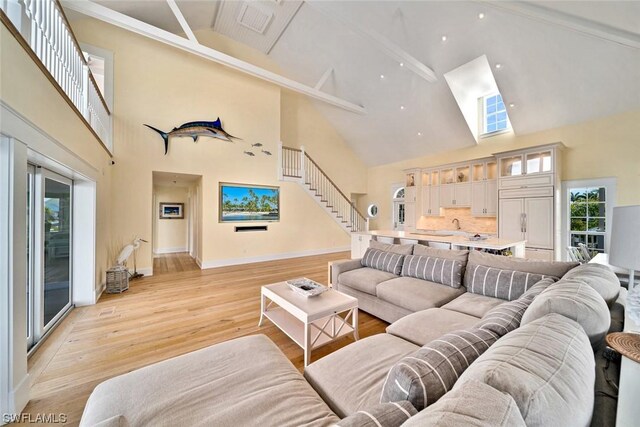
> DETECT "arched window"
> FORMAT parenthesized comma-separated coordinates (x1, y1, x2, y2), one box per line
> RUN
(393, 187, 405, 200)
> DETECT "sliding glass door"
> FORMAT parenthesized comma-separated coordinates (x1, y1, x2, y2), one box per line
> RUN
(27, 166, 73, 350)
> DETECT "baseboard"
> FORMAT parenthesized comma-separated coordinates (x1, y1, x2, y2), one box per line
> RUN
(200, 246, 350, 269)
(136, 267, 153, 277)
(8, 373, 29, 417)
(195, 257, 202, 268)
(94, 282, 106, 303)
(154, 247, 187, 255)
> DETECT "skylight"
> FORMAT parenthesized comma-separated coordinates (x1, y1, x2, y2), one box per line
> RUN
(482, 93, 510, 134)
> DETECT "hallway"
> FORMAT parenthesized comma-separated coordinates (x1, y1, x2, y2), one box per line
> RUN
(153, 252, 200, 275)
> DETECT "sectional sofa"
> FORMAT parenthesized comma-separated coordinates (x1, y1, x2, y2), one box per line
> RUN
(80, 243, 624, 427)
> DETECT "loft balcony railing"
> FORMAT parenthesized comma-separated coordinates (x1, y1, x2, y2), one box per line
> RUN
(1, 0, 112, 152)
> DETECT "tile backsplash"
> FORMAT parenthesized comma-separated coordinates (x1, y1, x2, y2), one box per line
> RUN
(416, 208, 497, 234)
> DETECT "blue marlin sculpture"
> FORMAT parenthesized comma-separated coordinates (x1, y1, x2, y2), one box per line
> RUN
(144, 118, 240, 155)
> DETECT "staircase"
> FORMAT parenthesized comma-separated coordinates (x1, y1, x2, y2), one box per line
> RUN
(278, 144, 368, 234)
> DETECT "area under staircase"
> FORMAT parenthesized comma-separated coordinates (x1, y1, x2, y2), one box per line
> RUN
(278, 144, 368, 234)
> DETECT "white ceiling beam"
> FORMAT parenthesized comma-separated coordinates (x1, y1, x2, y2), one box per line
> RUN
(307, 2, 438, 83)
(480, 1, 640, 50)
(166, 0, 197, 43)
(62, 0, 366, 114)
(314, 67, 334, 90)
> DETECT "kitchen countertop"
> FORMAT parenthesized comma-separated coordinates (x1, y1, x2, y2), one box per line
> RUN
(355, 229, 526, 251)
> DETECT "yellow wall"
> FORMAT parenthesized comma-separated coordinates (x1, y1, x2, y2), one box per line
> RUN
(366, 110, 640, 230)
(154, 186, 189, 252)
(0, 24, 113, 291)
(71, 18, 362, 270)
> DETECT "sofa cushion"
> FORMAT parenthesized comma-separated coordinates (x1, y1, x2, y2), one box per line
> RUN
(339, 267, 398, 295)
(386, 308, 480, 346)
(441, 293, 505, 318)
(401, 380, 526, 427)
(304, 334, 419, 418)
(331, 259, 365, 286)
(336, 401, 417, 427)
(464, 263, 556, 301)
(381, 328, 499, 411)
(362, 248, 405, 275)
(561, 263, 620, 307)
(522, 279, 611, 349)
(80, 335, 339, 427)
(458, 314, 595, 427)
(370, 240, 415, 255)
(412, 245, 469, 265)
(401, 254, 464, 288)
(376, 277, 466, 312)
(475, 277, 556, 336)
(338, 284, 412, 323)
(466, 251, 578, 277)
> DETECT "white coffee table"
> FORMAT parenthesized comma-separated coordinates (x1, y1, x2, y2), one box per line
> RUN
(258, 282, 359, 366)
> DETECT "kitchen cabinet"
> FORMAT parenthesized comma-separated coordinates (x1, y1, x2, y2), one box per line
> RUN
(351, 233, 372, 258)
(499, 196, 554, 250)
(440, 183, 471, 207)
(422, 186, 440, 216)
(472, 181, 497, 216)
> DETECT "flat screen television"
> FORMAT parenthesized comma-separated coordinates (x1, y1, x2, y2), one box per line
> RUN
(219, 182, 280, 223)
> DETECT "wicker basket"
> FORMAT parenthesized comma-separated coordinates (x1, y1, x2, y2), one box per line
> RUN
(106, 266, 129, 293)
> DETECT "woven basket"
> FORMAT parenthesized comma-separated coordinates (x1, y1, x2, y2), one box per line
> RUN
(106, 266, 129, 293)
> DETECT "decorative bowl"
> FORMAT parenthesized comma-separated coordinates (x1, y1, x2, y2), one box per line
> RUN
(468, 235, 488, 241)
(286, 278, 328, 298)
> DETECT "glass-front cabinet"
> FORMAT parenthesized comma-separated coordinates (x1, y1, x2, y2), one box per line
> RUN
(472, 160, 497, 181)
(455, 165, 470, 183)
(525, 150, 552, 174)
(440, 168, 454, 185)
(500, 155, 524, 177)
(500, 149, 554, 177)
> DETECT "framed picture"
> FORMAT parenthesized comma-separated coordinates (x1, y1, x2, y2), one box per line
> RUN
(219, 182, 280, 223)
(159, 203, 184, 219)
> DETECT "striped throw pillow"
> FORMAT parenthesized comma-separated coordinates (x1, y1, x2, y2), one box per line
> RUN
(464, 264, 558, 301)
(476, 277, 556, 336)
(336, 401, 417, 427)
(380, 328, 499, 411)
(361, 248, 405, 275)
(401, 255, 464, 288)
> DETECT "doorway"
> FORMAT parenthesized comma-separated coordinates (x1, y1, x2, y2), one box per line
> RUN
(27, 166, 73, 350)
(151, 171, 202, 274)
(392, 185, 406, 231)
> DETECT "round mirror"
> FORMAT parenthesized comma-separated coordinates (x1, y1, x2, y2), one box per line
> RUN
(367, 204, 379, 218)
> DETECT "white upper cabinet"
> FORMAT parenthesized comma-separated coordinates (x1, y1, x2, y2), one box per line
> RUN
(471, 159, 497, 216)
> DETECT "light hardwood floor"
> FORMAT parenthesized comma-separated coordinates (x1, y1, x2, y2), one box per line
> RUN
(22, 252, 387, 425)
(153, 252, 200, 275)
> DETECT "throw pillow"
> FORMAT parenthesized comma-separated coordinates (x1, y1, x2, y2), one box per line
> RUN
(412, 245, 469, 266)
(380, 328, 499, 411)
(464, 263, 558, 301)
(475, 277, 556, 336)
(361, 248, 405, 275)
(336, 401, 417, 427)
(370, 240, 415, 255)
(467, 251, 578, 278)
(401, 254, 464, 288)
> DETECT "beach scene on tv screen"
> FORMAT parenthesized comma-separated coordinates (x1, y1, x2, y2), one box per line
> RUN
(221, 185, 279, 221)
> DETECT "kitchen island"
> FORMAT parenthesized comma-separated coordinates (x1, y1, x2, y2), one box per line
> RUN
(351, 229, 526, 259)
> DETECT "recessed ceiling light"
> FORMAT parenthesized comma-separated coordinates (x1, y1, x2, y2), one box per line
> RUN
(400, 105, 405, 110)
(380, 74, 385, 79)
(509, 103, 516, 108)
(478, 13, 485, 19)
(495, 63, 502, 69)
(418, 132, 423, 136)
(399, 62, 404, 67)
(441, 35, 448, 42)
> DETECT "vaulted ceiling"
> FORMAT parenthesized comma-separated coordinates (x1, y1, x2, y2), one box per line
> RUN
(68, 1, 640, 165)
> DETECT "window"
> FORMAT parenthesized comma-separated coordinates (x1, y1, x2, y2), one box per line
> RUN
(482, 93, 510, 134)
(569, 187, 607, 254)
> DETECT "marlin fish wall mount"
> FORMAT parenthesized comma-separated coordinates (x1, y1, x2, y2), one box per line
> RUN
(144, 118, 240, 155)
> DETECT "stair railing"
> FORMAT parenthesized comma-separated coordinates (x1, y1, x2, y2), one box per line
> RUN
(279, 143, 368, 232)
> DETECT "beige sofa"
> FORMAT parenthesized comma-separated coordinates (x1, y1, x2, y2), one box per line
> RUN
(80, 249, 623, 427)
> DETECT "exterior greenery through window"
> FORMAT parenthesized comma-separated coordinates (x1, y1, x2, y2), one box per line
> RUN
(484, 94, 509, 134)
(569, 187, 606, 254)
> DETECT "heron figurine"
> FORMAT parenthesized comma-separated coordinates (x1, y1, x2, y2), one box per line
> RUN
(116, 237, 148, 279)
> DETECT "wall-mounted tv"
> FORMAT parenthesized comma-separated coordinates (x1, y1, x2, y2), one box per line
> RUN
(219, 182, 280, 223)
